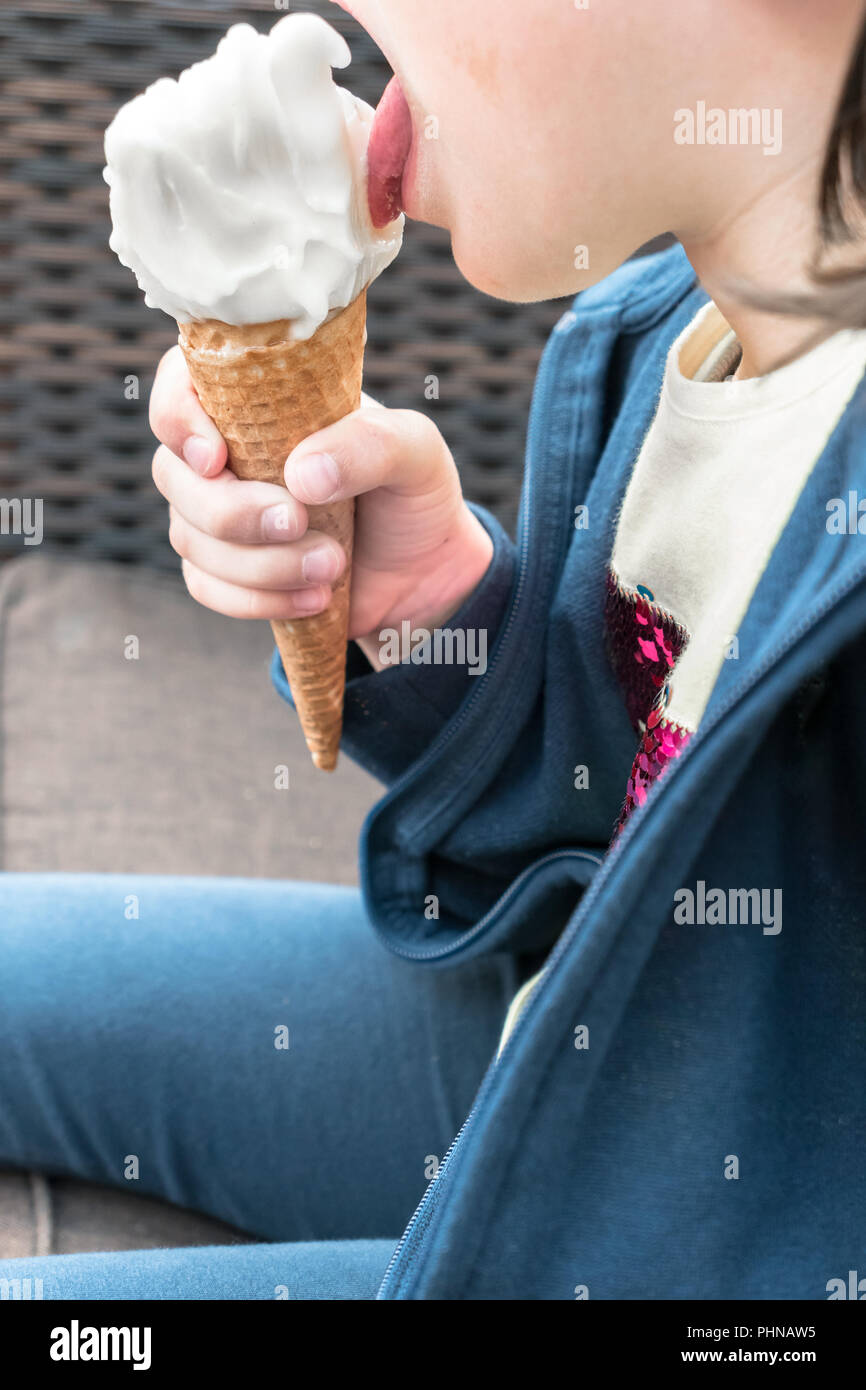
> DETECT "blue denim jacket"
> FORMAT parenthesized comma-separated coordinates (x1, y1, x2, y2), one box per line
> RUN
(273, 244, 866, 1299)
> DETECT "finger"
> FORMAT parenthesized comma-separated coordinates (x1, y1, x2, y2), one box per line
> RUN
(169, 511, 346, 592)
(181, 559, 332, 621)
(152, 444, 308, 544)
(149, 346, 227, 477)
(284, 406, 451, 505)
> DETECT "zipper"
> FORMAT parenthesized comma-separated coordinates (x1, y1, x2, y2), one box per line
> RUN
(376, 557, 866, 1298)
(375, 1098, 479, 1296)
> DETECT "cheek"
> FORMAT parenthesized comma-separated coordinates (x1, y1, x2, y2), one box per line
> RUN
(391, 0, 647, 299)
(442, 96, 651, 302)
(427, 64, 588, 297)
(442, 133, 584, 301)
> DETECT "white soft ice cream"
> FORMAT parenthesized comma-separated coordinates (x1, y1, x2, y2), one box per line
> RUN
(104, 12, 403, 337)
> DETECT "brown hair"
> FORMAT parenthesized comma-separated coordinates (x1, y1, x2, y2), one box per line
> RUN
(731, 6, 866, 332)
(819, 7, 866, 256)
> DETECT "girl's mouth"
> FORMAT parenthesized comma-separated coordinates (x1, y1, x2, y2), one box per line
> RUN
(367, 74, 413, 227)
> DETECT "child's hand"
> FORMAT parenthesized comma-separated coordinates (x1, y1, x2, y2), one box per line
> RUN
(149, 346, 494, 657)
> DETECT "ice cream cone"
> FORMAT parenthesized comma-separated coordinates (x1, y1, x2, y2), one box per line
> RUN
(178, 290, 367, 771)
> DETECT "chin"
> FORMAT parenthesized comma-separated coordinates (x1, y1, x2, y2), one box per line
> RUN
(449, 231, 574, 305)
(455, 219, 640, 305)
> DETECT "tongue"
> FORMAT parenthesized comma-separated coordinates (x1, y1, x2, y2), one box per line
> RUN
(366, 75, 412, 228)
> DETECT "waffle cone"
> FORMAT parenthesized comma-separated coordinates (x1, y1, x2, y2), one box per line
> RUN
(178, 291, 366, 771)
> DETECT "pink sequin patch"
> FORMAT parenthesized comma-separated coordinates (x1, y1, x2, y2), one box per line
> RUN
(604, 570, 693, 840)
(605, 574, 688, 732)
(614, 715, 691, 837)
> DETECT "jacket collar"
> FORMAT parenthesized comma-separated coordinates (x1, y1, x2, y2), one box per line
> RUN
(568, 242, 866, 726)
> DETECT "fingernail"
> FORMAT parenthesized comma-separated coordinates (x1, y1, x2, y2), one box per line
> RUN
(293, 586, 329, 614)
(302, 545, 341, 584)
(289, 451, 339, 502)
(262, 503, 297, 541)
(183, 435, 215, 475)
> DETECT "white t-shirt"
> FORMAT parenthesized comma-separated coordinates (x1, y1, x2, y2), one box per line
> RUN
(611, 300, 866, 735)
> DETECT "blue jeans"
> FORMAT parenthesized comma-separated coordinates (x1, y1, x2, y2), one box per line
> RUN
(0, 873, 518, 1298)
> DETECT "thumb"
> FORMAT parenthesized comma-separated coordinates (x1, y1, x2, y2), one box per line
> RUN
(284, 406, 448, 506)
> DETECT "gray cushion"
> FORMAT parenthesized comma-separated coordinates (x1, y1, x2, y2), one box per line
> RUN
(0, 554, 382, 1261)
(0, 554, 381, 879)
(0, 1172, 254, 1259)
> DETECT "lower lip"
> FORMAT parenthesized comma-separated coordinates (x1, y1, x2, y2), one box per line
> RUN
(366, 75, 414, 227)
